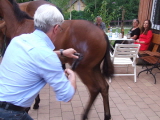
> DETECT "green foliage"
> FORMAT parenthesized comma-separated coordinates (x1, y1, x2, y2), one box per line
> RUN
(16, 0, 31, 3)
(50, 0, 70, 12)
(16, 0, 139, 25)
(98, 0, 121, 26)
(112, 0, 139, 20)
(65, 0, 139, 25)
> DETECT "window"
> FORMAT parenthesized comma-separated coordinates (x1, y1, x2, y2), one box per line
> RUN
(151, 0, 160, 30)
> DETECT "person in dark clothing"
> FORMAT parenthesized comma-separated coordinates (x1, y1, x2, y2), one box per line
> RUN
(94, 16, 106, 32)
(113, 19, 140, 47)
(130, 19, 140, 40)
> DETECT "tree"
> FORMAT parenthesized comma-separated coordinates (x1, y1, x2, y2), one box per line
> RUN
(50, 0, 70, 12)
(16, 0, 32, 3)
(98, 0, 121, 26)
(83, 0, 139, 22)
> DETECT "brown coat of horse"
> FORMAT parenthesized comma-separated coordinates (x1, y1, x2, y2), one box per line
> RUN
(0, 0, 114, 120)
(0, 21, 5, 50)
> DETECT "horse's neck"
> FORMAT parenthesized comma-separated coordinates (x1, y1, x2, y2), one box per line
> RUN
(15, 19, 34, 36)
(0, 0, 19, 38)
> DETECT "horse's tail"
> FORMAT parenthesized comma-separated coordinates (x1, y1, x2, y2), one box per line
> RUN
(102, 34, 114, 78)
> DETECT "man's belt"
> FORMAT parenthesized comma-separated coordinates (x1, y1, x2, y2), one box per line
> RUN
(0, 101, 26, 111)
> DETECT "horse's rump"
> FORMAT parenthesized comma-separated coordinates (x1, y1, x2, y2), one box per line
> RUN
(54, 20, 107, 66)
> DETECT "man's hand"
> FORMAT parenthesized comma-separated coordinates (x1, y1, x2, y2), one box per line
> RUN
(63, 48, 78, 59)
(65, 68, 76, 90)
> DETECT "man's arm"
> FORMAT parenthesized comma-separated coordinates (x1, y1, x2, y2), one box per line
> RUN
(65, 69, 76, 90)
(54, 48, 78, 59)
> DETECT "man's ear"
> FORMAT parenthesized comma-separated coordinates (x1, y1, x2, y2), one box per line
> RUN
(53, 25, 59, 34)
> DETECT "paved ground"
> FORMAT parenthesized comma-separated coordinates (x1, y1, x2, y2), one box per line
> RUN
(26, 64, 160, 120)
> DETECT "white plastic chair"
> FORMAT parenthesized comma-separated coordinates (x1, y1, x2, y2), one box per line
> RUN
(110, 44, 140, 83)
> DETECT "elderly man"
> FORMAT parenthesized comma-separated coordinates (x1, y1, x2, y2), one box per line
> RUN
(0, 4, 78, 120)
(94, 16, 106, 32)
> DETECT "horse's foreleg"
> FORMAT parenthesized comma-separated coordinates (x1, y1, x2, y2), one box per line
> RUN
(77, 70, 100, 120)
(33, 94, 40, 109)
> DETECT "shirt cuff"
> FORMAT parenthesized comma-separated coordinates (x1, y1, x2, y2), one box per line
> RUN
(56, 83, 75, 102)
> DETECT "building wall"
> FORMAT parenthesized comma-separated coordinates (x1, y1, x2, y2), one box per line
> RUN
(68, 0, 86, 12)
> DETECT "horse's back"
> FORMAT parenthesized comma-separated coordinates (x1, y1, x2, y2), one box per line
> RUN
(24, 1, 55, 17)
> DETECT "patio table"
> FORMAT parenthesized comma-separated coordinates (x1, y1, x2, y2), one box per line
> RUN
(107, 33, 134, 52)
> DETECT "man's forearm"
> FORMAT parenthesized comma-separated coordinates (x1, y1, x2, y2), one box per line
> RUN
(54, 50, 62, 57)
(68, 78, 76, 90)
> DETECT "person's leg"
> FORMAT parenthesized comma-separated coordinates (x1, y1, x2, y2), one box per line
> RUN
(21, 112, 33, 120)
(113, 40, 123, 47)
(0, 108, 33, 120)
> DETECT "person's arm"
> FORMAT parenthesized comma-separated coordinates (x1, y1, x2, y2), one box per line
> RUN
(130, 35, 138, 40)
(65, 69, 76, 91)
(38, 52, 77, 102)
(135, 39, 144, 44)
(135, 30, 153, 44)
(54, 48, 78, 59)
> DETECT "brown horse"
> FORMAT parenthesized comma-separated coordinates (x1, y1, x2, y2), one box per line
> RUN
(0, 0, 114, 120)
(0, 1, 57, 52)
(0, 21, 5, 51)
(0, 21, 10, 56)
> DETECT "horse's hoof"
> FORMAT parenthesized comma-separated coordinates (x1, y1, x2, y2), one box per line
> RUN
(104, 115, 111, 120)
(33, 105, 39, 109)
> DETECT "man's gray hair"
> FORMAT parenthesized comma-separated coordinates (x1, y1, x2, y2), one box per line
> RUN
(34, 4, 64, 33)
(96, 16, 102, 20)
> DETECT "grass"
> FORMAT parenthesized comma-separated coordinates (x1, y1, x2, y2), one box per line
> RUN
(110, 27, 131, 35)
(107, 27, 131, 45)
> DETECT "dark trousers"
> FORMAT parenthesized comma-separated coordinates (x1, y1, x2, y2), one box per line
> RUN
(0, 103, 33, 120)
(113, 40, 128, 47)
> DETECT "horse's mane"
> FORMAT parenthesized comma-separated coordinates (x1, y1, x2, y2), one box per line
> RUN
(8, 0, 33, 21)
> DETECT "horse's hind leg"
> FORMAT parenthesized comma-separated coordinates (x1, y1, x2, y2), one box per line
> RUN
(33, 94, 40, 109)
(76, 69, 100, 120)
(94, 68, 111, 120)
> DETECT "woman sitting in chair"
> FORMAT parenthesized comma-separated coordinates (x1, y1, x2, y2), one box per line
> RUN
(130, 19, 140, 40)
(134, 19, 153, 51)
(113, 19, 140, 47)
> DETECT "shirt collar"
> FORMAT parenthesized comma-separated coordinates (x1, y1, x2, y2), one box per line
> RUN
(33, 29, 55, 50)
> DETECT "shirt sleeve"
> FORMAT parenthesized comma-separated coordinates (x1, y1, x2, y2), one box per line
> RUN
(36, 51, 75, 102)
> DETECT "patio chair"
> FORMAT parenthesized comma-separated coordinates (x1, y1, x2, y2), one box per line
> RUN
(110, 44, 140, 83)
(137, 52, 160, 84)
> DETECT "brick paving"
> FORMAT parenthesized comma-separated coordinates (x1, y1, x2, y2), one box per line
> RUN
(0, 56, 160, 120)
(28, 64, 160, 120)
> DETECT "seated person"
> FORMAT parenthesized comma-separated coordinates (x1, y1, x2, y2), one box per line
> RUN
(130, 19, 140, 40)
(94, 16, 106, 32)
(134, 20, 153, 51)
(113, 19, 140, 47)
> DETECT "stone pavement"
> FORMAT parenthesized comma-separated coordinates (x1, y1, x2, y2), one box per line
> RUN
(28, 65, 160, 120)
